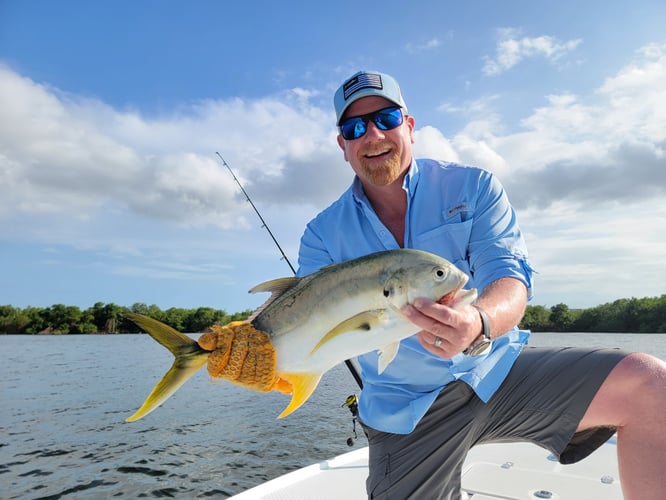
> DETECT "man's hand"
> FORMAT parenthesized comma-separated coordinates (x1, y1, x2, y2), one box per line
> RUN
(402, 278, 528, 358)
(402, 298, 483, 358)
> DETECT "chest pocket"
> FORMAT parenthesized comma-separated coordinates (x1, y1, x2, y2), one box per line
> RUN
(413, 219, 473, 276)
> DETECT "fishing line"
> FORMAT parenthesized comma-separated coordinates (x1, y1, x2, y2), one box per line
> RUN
(216, 152, 295, 274)
(215, 152, 364, 392)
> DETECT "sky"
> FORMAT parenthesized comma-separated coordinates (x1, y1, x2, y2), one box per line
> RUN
(1, 0, 665, 314)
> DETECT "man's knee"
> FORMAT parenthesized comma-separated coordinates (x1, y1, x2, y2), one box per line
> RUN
(617, 352, 666, 393)
(582, 352, 666, 429)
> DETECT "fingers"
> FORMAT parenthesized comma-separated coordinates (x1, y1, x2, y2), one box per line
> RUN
(402, 299, 453, 333)
(403, 299, 478, 358)
(417, 331, 454, 357)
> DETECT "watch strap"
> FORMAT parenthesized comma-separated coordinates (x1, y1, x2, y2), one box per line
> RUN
(463, 305, 492, 356)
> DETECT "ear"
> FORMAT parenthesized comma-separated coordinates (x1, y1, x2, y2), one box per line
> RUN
(405, 115, 416, 144)
(337, 134, 349, 162)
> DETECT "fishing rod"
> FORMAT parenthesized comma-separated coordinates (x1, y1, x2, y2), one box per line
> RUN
(215, 152, 363, 390)
(216, 152, 295, 274)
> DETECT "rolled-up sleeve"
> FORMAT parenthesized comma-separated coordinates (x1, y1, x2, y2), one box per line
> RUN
(296, 222, 333, 277)
(468, 171, 534, 298)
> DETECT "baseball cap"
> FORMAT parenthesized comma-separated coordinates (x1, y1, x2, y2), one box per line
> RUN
(333, 71, 407, 125)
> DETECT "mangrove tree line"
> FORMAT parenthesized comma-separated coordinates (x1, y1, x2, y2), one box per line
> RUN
(1, 295, 665, 334)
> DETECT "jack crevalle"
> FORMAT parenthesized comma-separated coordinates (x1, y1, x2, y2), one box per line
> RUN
(126, 249, 476, 422)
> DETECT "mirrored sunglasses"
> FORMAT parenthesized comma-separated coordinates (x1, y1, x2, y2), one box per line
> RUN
(339, 106, 404, 140)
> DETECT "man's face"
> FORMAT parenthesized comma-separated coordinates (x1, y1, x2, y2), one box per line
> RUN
(337, 96, 415, 188)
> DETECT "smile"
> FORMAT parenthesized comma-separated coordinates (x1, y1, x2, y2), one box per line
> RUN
(364, 148, 391, 158)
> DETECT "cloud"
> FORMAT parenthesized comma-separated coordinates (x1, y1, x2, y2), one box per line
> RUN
(3, 40, 663, 231)
(1, 41, 665, 309)
(404, 37, 442, 53)
(0, 65, 348, 231)
(505, 140, 666, 210)
(437, 94, 501, 116)
(519, 199, 666, 307)
(457, 43, 666, 211)
(483, 28, 582, 76)
(413, 126, 460, 163)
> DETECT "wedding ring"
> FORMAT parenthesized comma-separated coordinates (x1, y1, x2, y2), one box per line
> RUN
(434, 336, 443, 348)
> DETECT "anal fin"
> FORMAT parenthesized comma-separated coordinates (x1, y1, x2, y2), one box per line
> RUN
(275, 372, 322, 418)
(377, 341, 400, 374)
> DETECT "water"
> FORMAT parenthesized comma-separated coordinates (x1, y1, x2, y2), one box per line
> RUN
(2, 333, 665, 499)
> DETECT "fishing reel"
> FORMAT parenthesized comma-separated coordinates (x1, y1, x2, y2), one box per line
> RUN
(342, 394, 359, 447)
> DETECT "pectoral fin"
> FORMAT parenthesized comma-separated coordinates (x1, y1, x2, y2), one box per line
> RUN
(275, 372, 322, 418)
(377, 341, 400, 374)
(309, 309, 386, 357)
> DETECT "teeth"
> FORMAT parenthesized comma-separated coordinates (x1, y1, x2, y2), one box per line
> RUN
(437, 288, 478, 309)
(453, 288, 478, 308)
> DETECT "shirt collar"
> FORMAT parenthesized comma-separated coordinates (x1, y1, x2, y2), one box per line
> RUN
(402, 158, 420, 195)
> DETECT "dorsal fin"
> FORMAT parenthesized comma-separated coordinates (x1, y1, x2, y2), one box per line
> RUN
(247, 277, 301, 322)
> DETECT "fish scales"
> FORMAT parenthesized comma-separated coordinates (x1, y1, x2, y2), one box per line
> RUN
(252, 251, 416, 337)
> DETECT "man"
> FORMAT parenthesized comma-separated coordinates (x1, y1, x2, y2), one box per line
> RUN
(296, 70, 666, 499)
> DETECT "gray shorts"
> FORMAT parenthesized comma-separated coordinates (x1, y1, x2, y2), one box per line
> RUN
(363, 347, 628, 500)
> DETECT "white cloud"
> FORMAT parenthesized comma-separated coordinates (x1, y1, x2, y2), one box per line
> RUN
(451, 43, 666, 211)
(2, 40, 665, 224)
(2, 41, 664, 221)
(520, 200, 666, 307)
(483, 28, 582, 76)
(1, 42, 665, 308)
(437, 94, 501, 116)
(404, 37, 442, 53)
(413, 126, 459, 163)
(0, 65, 347, 231)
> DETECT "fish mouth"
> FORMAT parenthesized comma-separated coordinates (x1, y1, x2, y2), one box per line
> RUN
(437, 287, 478, 308)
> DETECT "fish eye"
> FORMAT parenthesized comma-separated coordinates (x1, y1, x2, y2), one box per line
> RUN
(383, 288, 391, 297)
(434, 267, 448, 280)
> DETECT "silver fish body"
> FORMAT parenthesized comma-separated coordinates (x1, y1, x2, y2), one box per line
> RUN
(126, 249, 475, 421)
(252, 249, 470, 371)
(248, 249, 475, 416)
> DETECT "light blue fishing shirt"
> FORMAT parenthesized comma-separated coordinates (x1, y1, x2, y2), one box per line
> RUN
(296, 159, 533, 434)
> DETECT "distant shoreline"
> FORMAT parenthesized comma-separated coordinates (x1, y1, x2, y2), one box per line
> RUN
(2, 296, 665, 334)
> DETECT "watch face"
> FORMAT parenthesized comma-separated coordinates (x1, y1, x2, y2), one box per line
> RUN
(464, 339, 492, 356)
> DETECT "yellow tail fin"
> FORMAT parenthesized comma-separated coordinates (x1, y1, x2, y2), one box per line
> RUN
(275, 372, 322, 418)
(124, 313, 210, 422)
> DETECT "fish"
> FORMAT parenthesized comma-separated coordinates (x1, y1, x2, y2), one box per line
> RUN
(125, 248, 477, 422)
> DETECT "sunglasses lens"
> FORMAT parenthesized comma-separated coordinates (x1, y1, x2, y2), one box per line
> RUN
(340, 117, 367, 140)
(340, 107, 403, 140)
(374, 108, 403, 131)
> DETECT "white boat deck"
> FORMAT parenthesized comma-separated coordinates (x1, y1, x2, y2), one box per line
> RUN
(230, 437, 621, 499)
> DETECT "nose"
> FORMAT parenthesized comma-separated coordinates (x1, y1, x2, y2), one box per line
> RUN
(363, 120, 386, 140)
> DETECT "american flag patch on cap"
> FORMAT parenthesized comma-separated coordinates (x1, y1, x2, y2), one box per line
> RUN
(343, 73, 383, 100)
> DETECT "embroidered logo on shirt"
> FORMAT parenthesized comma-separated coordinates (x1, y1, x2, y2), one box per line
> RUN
(447, 203, 469, 218)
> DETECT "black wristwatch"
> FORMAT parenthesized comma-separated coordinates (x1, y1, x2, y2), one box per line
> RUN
(463, 305, 492, 356)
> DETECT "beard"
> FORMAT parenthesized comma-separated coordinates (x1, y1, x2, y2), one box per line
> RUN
(357, 139, 404, 186)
